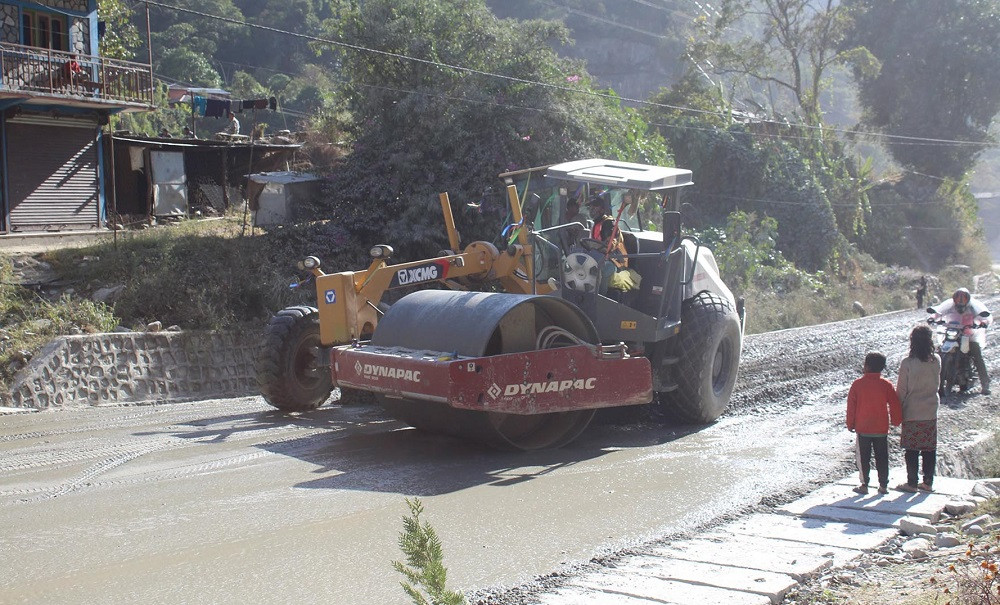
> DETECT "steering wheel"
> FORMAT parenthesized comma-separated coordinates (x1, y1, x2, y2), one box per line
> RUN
(563, 251, 600, 293)
(578, 238, 606, 253)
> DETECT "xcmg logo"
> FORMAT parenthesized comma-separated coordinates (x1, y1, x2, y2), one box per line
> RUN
(389, 261, 449, 287)
(489, 378, 597, 398)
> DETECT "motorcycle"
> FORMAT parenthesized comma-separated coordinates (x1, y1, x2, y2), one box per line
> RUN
(927, 308, 990, 395)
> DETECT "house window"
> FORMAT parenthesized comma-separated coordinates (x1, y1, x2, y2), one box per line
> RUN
(21, 10, 68, 51)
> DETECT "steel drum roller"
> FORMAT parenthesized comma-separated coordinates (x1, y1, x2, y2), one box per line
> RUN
(372, 290, 599, 450)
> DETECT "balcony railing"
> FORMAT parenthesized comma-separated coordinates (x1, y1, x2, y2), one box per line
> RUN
(0, 43, 153, 107)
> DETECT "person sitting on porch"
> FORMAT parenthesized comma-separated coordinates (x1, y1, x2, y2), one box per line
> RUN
(61, 56, 84, 83)
(226, 111, 240, 135)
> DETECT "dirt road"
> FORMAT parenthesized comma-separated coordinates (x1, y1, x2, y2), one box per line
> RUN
(1, 303, 996, 605)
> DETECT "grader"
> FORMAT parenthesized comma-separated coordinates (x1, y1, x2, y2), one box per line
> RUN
(255, 159, 745, 450)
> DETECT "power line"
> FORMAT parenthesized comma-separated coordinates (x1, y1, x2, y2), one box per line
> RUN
(531, 0, 676, 40)
(697, 191, 956, 209)
(141, 0, 997, 151)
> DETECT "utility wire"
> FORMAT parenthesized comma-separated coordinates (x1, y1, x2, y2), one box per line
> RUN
(141, 0, 997, 151)
(531, 0, 689, 39)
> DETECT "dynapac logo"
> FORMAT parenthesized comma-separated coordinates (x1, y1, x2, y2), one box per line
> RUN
(357, 362, 421, 382)
(490, 378, 597, 398)
(389, 261, 449, 287)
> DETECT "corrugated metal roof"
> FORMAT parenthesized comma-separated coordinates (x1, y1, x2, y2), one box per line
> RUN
(249, 171, 320, 184)
(110, 135, 300, 150)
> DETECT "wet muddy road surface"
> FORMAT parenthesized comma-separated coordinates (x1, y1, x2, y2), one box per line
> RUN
(1, 301, 998, 605)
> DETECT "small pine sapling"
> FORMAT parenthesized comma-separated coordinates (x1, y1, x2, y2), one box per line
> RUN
(393, 497, 466, 605)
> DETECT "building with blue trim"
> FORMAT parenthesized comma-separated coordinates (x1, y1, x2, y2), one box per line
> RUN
(0, 0, 152, 234)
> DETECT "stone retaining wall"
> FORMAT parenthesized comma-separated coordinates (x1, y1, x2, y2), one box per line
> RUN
(8, 330, 263, 409)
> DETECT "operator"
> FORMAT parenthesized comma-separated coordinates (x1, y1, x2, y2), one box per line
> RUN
(586, 192, 642, 300)
(929, 287, 992, 395)
(587, 193, 628, 269)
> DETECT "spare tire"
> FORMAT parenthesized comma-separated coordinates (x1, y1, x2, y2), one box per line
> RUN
(657, 291, 741, 423)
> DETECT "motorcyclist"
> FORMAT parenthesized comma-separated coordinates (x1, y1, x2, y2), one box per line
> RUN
(929, 287, 992, 395)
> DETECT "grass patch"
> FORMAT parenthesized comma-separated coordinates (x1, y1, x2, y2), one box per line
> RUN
(0, 259, 119, 390)
(42, 216, 367, 330)
(741, 268, 923, 334)
(980, 432, 1000, 483)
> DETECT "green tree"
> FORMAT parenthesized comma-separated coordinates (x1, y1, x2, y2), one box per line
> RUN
(648, 77, 839, 271)
(859, 174, 992, 273)
(97, 0, 140, 60)
(229, 71, 267, 98)
(113, 81, 190, 136)
(689, 0, 874, 126)
(321, 0, 667, 259)
(154, 23, 220, 58)
(156, 48, 222, 87)
(843, 0, 1000, 179)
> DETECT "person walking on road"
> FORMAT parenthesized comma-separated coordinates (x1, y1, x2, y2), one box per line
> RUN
(895, 325, 942, 492)
(916, 276, 927, 309)
(846, 351, 902, 495)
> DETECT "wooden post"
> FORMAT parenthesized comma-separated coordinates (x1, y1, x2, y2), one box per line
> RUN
(145, 2, 154, 104)
(108, 127, 118, 248)
(241, 109, 259, 236)
(222, 146, 230, 212)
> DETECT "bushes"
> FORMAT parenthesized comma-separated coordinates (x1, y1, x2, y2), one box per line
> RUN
(698, 211, 821, 295)
(858, 174, 993, 273)
(700, 210, 920, 334)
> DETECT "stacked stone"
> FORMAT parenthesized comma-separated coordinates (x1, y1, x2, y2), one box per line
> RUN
(1, 6, 17, 43)
(8, 331, 263, 408)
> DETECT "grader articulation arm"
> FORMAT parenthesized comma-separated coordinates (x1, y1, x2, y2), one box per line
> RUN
(304, 185, 545, 346)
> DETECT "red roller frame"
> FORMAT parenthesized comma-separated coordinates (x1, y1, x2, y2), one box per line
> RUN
(330, 344, 653, 415)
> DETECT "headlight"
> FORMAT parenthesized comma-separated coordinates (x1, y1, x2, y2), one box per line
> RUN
(301, 256, 321, 270)
(370, 245, 394, 259)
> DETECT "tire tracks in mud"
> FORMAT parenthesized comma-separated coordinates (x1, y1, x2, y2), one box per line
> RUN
(0, 399, 371, 504)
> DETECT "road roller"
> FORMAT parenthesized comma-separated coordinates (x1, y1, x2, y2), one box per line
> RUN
(256, 159, 745, 450)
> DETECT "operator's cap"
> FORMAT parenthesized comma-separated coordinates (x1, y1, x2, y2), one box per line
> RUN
(587, 191, 608, 206)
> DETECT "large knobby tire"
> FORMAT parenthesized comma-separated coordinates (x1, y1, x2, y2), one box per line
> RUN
(658, 291, 742, 424)
(256, 306, 333, 411)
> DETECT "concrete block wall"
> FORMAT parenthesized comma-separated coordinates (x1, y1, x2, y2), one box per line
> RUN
(8, 330, 263, 409)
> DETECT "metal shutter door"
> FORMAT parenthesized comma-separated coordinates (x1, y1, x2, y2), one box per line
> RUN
(7, 120, 100, 231)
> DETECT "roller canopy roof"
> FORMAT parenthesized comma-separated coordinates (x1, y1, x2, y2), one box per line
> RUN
(544, 159, 693, 191)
